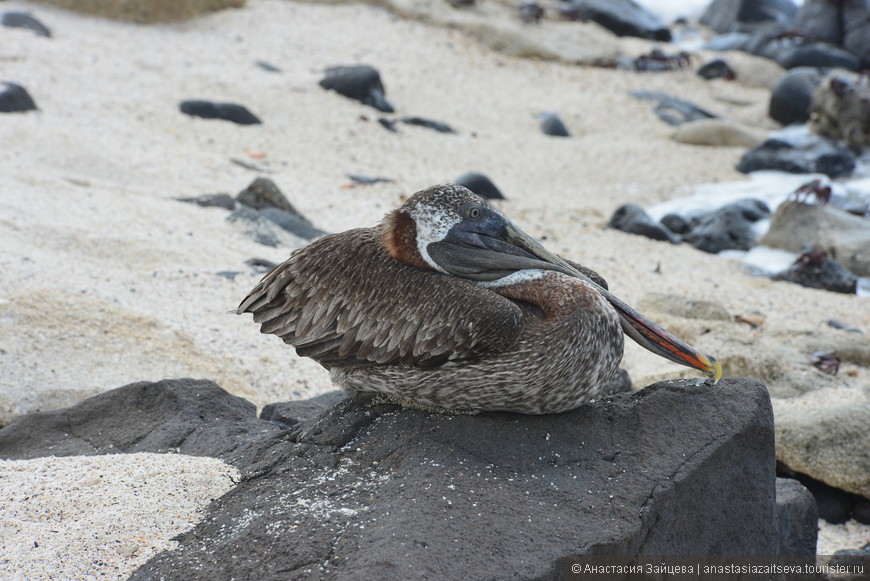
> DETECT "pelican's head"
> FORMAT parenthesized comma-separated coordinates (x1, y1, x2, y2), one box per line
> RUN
(381, 184, 578, 282)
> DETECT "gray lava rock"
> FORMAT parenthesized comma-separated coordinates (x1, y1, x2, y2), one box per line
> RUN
(697, 58, 736, 80)
(539, 112, 570, 137)
(793, 0, 843, 46)
(844, 0, 870, 68)
(319, 65, 394, 113)
(179, 100, 261, 125)
(235, 177, 299, 214)
(0, 82, 37, 113)
(453, 172, 505, 200)
(175, 193, 236, 210)
(0, 378, 294, 472)
(560, 0, 671, 41)
(607, 203, 679, 243)
(124, 378, 778, 579)
(683, 199, 770, 254)
(769, 67, 826, 126)
(2, 11, 51, 37)
(630, 89, 717, 126)
(736, 129, 856, 178)
(259, 207, 327, 241)
(775, 478, 818, 556)
(701, 0, 797, 33)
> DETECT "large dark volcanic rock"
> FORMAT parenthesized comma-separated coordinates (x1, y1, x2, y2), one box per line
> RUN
(0, 378, 295, 471)
(0, 378, 790, 578)
(130, 378, 774, 579)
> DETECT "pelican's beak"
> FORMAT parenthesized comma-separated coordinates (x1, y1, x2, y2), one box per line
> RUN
(604, 292, 722, 382)
(432, 212, 723, 382)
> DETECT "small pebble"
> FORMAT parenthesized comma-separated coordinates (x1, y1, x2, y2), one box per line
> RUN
(179, 100, 261, 125)
(400, 117, 455, 133)
(2, 11, 51, 37)
(0, 82, 37, 113)
(538, 113, 570, 137)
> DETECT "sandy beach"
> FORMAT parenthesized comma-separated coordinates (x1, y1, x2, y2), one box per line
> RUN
(1, 0, 868, 577)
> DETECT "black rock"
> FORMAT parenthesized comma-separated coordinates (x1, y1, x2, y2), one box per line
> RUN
(518, 1, 545, 23)
(399, 116, 456, 133)
(0, 379, 295, 472)
(776, 42, 862, 71)
(793, 0, 843, 45)
(259, 207, 327, 241)
(179, 100, 261, 125)
(683, 199, 770, 254)
(844, 1, 870, 68)
(781, 468, 861, 523)
(853, 498, 870, 525)
(607, 203, 679, 243)
(538, 112, 570, 137)
(319, 65, 394, 113)
(772, 248, 858, 294)
(0, 82, 37, 113)
(125, 378, 778, 580)
(737, 130, 856, 178)
(454, 172, 505, 200)
(697, 58, 736, 80)
(562, 0, 671, 41)
(660, 212, 691, 235)
(2, 11, 51, 37)
(244, 257, 278, 273)
(175, 193, 236, 210)
(701, 0, 797, 34)
(254, 60, 281, 73)
(774, 478, 818, 556)
(235, 177, 299, 214)
(769, 67, 826, 126)
(601, 368, 632, 396)
(377, 117, 398, 132)
(629, 89, 717, 126)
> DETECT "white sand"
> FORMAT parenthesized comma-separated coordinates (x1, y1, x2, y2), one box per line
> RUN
(0, 0, 868, 576)
(0, 453, 239, 580)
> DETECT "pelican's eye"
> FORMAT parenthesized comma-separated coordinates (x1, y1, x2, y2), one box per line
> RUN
(465, 205, 482, 220)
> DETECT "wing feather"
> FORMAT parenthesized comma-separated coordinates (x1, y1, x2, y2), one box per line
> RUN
(237, 228, 524, 368)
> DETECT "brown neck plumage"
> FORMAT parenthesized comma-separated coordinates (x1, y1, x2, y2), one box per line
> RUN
(380, 209, 431, 270)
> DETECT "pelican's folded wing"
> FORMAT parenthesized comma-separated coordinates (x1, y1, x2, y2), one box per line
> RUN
(237, 228, 524, 368)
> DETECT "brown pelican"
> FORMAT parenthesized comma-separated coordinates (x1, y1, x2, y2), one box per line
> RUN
(237, 184, 721, 414)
